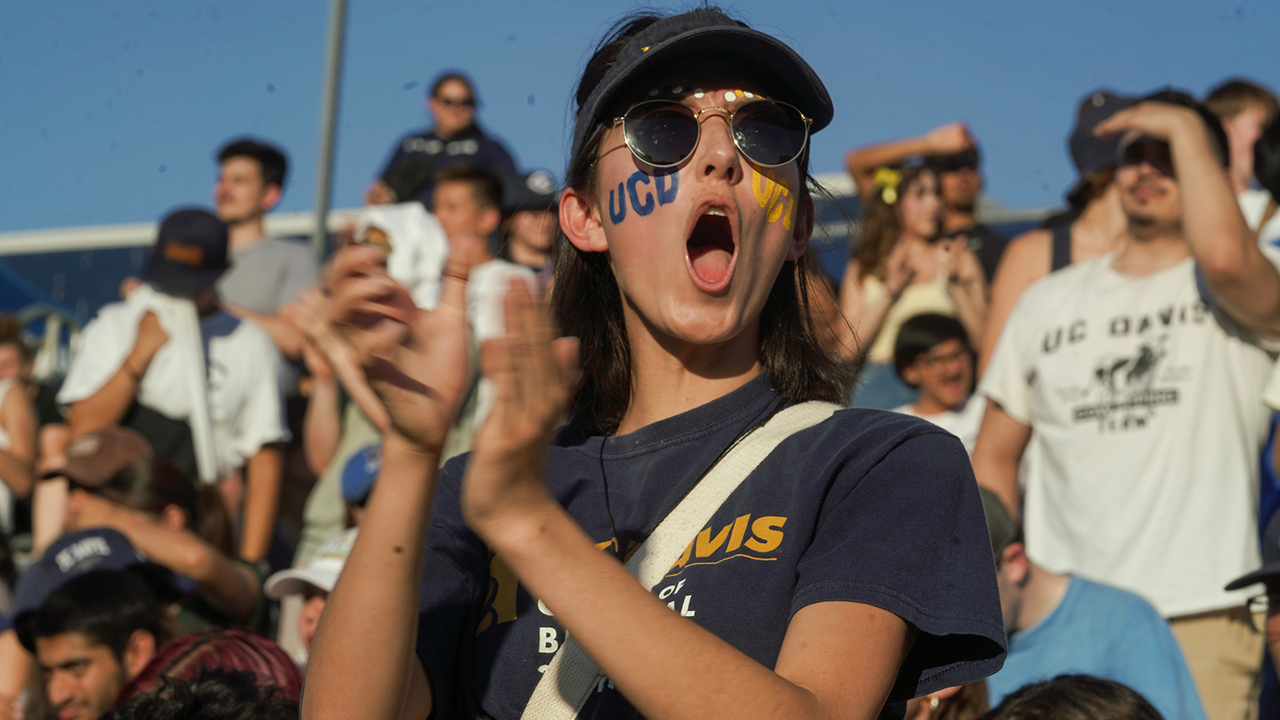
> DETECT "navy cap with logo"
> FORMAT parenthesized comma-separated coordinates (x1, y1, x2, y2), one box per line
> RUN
(1065, 90, 1140, 206)
(503, 170, 559, 215)
(570, 8, 833, 164)
(142, 207, 230, 295)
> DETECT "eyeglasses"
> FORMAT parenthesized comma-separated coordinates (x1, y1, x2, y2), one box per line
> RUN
(436, 96, 476, 109)
(1119, 136, 1174, 176)
(612, 99, 812, 168)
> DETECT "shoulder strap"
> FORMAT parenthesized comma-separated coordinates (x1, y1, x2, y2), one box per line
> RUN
(1049, 222, 1072, 272)
(521, 400, 841, 720)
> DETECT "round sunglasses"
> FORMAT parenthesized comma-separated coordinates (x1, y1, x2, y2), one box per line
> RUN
(612, 99, 812, 168)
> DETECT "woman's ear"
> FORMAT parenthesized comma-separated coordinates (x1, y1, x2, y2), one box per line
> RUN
(787, 195, 814, 260)
(560, 187, 609, 253)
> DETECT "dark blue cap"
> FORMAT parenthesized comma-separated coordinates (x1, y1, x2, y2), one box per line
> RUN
(142, 207, 230, 295)
(14, 528, 146, 620)
(1066, 90, 1139, 205)
(570, 9, 833, 164)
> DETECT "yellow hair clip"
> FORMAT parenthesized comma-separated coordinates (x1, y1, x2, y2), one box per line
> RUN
(873, 166, 901, 205)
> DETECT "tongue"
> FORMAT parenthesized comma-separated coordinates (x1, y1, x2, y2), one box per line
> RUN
(690, 244, 732, 284)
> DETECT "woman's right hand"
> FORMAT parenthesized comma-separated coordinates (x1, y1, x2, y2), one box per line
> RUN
(329, 245, 472, 453)
(884, 241, 917, 297)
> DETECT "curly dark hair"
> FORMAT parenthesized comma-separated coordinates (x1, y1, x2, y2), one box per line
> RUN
(102, 668, 298, 720)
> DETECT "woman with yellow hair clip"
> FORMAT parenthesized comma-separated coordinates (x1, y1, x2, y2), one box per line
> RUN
(839, 163, 988, 408)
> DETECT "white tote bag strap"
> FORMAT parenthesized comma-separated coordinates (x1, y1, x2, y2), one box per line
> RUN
(521, 400, 840, 720)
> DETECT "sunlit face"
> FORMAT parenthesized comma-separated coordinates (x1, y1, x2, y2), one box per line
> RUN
(214, 156, 274, 225)
(584, 80, 807, 358)
(297, 586, 329, 653)
(509, 209, 558, 254)
(1224, 103, 1269, 184)
(938, 161, 981, 211)
(896, 172, 941, 240)
(429, 79, 476, 138)
(1116, 136, 1182, 231)
(903, 338, 972, 410)
(432, 181, 492, 238)
(37, 632, 128, 720)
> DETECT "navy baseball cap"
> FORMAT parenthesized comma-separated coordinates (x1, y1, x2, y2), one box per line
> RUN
(142, 207, 230, 295)
(503, 170, 559, 214)
(341, 443, 382, 507)
(1066, 90, 1139, 206)
(570, 8, 833, 164)
(11, 527, 172, 650)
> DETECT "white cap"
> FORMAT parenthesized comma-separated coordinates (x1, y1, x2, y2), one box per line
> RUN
(264, 528, 358, 600)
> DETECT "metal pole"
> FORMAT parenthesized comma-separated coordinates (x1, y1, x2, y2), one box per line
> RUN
(311, 0, 348, 259)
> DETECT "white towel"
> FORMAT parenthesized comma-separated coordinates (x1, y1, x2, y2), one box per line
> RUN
(361, 202, 451, 310)
(58, 285, 220, 483)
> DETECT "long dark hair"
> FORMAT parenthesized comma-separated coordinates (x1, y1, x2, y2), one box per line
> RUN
(854, 164, 935, 281)
(552, 9, 856, 436)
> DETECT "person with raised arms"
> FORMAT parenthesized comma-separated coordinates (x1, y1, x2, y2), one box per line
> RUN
(304, 8, 1005, 720)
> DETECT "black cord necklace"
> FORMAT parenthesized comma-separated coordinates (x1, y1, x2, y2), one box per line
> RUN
(596, 395, 787, 558)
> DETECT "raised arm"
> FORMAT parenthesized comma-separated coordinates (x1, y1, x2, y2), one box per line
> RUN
(0, 382, 36, 498)
(1097, 102, 1280, 335)
(942, 238, 989, 349)
(66, 489, 259, 622)
(304, 246, 473, 720)
(65, 312, 167, 436)
(846, 122, 974, 199)
(450, 285, 914, 720)
(969, 399, 1031, 517)
(978, 229, 1051, 377)
(238, 443, 283, 563)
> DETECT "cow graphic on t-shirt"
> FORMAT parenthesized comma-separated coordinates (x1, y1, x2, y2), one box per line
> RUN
(1073, 335, 1178, 432)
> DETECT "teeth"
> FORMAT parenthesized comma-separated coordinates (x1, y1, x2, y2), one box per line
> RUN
(704, 208, 726, 217)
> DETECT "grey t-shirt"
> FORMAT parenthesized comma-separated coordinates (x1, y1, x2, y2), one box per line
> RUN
(217, 236, 320, 314)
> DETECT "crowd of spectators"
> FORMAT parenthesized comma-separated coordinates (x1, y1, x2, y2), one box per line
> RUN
(0, 16, 1278, 718)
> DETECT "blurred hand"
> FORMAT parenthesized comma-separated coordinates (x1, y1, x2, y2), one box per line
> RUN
(1094, 100, 1200, 143)
(330, 245, 471, 449)
(285, 285, 389, 431)
(363, 180, 397, 206)
(462, 280, 580, 528)
(924, 121, 974, 155)
(884, 241, 918, 297)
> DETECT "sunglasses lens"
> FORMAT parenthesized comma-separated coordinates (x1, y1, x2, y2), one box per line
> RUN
(625, 102, 699, 167)
(733, 102, 808, 166)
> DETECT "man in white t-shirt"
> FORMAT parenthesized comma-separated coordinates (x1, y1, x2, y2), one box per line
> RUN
(973, 91, 1280, 720)
(58, 208, 287, 563)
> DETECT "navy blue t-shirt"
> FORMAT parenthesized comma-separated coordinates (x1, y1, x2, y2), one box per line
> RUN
(378, 124, 518, 207)
(416, 375, 1005, 718)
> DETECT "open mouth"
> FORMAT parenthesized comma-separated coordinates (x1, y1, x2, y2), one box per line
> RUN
(686, 208, 736, 287)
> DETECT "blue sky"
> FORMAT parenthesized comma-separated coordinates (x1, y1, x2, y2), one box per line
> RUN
(2, 0, 1276, 232)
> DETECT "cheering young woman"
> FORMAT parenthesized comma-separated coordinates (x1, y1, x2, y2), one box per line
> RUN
(304, 8, 1005, 720)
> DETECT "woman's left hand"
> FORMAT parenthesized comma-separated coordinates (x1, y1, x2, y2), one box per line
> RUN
(460, 279, 579, 534)
(65, 489, 118, 532)
(940, 236, 981, 289)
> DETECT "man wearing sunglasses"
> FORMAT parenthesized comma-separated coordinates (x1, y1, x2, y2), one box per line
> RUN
(364, 71, 519, 208)
(974, 90, 1280, 720)
(846, 120, 1008, 281)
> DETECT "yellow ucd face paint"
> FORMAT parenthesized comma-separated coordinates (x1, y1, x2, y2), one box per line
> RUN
(751, 167, 796, 231)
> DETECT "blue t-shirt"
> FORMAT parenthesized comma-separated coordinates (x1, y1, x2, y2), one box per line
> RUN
(415, 375, 1006, 718)
(988, 576, 1206, 720)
